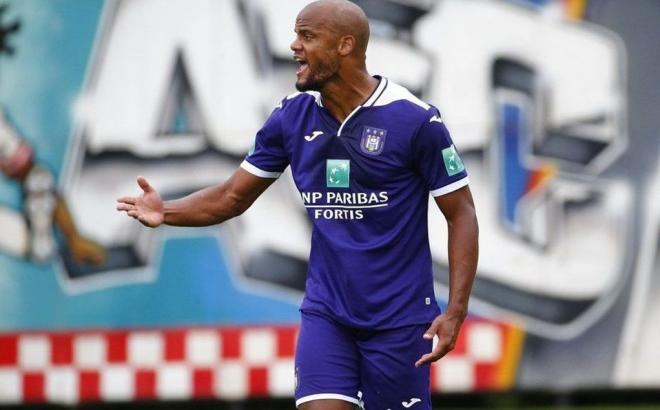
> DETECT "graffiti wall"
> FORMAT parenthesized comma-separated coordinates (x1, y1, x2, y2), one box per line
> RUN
(0, 0, 658, 404)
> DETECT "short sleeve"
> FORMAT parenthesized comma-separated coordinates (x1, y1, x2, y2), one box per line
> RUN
(412, 109, 469, 197)
(240, 105, 289, 178)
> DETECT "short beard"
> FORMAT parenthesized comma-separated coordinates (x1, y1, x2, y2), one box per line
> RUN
(295, 77, 325, 92)
(295, 61, 337, 92)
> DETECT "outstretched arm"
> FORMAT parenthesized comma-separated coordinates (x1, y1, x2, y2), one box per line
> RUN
(116, 168, 276, 228)
(415, 185, 479, 367)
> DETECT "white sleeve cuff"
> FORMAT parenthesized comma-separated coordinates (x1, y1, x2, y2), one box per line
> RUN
(240, 160, 282, 178)
(430, 176, 469, 197)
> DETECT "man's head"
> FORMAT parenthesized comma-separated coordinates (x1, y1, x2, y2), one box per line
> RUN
(290, 0, 370, 92)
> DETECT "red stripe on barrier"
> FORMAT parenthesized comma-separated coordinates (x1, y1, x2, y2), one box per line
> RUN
(106, 332, 127, 363)
(276, 327, 297, 358)
(249, 367, 268, 396)
(193, 368, 214, 398)
(164, 329, 186, 361)
(79, 371, 100, 401)
(0, 335, 17, 366)
(50, 333, 73, 365)
(221, 328, 242, 359)
(135, 369, 156, 399)
(23, 372, 45, 403)
(474, 362, 498, 391)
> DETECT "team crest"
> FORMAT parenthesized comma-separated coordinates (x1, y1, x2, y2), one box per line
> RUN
(360, 126, 387, 155)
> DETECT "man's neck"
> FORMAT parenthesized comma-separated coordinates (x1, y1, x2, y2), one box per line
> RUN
(320, 71, 379, 124)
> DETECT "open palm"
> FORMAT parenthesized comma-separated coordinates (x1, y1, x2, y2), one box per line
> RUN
(116, 176, 164, 227)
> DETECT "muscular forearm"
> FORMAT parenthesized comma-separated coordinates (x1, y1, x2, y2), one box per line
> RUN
(445, 207, 479, 321)
(118, 169, 274, 228)
(163, 169, 274, 227)
(163, 184, 245, 227)
(417, 190, 479, 367)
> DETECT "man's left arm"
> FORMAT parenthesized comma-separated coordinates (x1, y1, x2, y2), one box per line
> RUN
(415, 185, 478, 367)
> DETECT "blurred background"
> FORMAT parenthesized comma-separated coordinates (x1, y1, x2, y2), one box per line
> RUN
(0, 0, 658, 408)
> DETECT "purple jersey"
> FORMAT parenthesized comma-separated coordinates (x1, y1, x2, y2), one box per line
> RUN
(242, 77, 469, 329)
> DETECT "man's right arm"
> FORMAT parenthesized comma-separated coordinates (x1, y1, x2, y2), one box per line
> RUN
(118, 95, 290, 228)
(116, 168, 276, 228)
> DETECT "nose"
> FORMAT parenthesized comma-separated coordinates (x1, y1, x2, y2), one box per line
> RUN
(290, 36, 302, 52)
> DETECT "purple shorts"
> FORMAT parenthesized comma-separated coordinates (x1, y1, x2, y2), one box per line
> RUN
(295, 311, 432, 409)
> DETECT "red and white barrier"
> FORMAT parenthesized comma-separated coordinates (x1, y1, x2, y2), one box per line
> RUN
(0, 321, 520, 404)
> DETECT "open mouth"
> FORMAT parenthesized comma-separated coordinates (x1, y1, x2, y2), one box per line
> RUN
(294, 56, 308, 76)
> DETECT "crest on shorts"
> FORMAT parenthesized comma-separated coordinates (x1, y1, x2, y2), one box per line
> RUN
(360, 126, 387, 155)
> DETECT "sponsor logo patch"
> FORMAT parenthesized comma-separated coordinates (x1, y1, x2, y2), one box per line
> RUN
(326, 159, 350, 188)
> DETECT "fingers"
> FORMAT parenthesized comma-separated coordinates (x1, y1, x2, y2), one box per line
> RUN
(117, 177, 155, 215)
(116, 176, 153, 205)
(423, 321, 439, 340)
(415, 338, 451, 367)
(128, 210, 149, 227)
(116, 196, 136, 205)
(126, 210, 153, 227)
(415, 352, 436, 368)
(117, 203, 143, 221)
(137, 176, 153, 193)
(119, 207, 155, 227)
(415, 340, 439, 367)
(116, 203, 135, 212)
(416, 323, 441, 367)
(415, 317, 459, 367)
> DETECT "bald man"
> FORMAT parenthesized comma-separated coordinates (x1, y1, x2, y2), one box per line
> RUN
(117, 1, 478, 409)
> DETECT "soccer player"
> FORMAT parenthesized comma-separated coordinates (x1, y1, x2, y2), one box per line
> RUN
(117, 0, 478, 408)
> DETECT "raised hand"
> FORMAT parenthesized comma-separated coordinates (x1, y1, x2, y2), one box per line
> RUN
(116, 176, 164, 228)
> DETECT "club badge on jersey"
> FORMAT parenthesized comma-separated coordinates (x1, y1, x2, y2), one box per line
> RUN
(360, 126, 387, 155)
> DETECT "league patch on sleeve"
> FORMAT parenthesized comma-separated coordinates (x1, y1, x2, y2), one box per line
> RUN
(442, 144, 465, 176)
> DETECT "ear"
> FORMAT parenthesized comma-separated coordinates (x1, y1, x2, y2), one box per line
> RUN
(337, 35, 355, 56)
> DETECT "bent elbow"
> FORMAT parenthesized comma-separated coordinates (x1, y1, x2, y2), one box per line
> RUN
(232, 201, 250, 218)
(225, 192, 251, 219)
